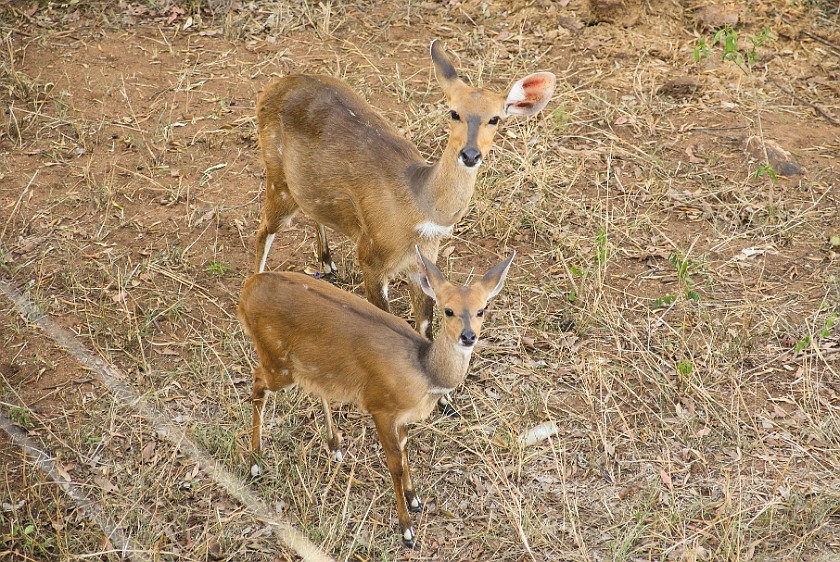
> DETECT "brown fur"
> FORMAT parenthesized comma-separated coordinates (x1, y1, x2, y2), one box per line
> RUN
(238, 250, 514, 547)
(253, 41, 554, 340)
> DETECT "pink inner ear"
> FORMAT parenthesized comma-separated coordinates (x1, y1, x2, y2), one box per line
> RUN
(523, 77, 550, 90)
(512, 91, 541, 109)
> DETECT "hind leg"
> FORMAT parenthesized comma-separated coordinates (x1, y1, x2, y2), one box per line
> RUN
(255, 162, 299, 274)
(250, 364, 293, 477)
(320, 397, 344, 461)
(358, 237, 391, 313)
(316, 224, 338, 275)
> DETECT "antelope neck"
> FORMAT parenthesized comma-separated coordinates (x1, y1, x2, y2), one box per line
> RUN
(411, 143, 478, 226)
(423, 334, 473, 391)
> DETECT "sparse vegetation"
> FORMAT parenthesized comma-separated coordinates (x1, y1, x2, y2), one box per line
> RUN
(205, 260, 232, 277)
(0, 1, 838, 561)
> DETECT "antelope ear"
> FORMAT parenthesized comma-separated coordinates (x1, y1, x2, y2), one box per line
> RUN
(477, 252, 515, 301)
(431, 40, 467, 98)
(415, 246, 446, 301)
(504, 72, 556, 117)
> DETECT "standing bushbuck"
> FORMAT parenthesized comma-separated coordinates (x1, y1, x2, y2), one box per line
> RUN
(253, 40, 553, 340)
(238, 248, 514, 548)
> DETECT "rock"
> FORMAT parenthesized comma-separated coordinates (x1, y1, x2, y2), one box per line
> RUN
(743, 136, 805, 177)
(587, 0, 641, 27)
(694, 4, 741, 30)
(658, 77, 702, 99)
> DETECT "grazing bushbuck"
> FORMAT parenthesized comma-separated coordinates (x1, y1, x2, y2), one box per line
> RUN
(238, 248, 515, 548)
(253, 40, 553, 341)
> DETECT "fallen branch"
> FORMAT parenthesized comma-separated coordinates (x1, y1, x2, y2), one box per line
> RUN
(771, 79, 840, 127)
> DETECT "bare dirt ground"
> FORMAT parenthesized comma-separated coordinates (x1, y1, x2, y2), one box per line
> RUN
(1, 1, 838, 560)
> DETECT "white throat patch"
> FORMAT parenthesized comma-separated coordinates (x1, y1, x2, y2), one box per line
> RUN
(428, 387, 455, 395)
(416, 221, 454, 239)
(456, 344, 475, 356)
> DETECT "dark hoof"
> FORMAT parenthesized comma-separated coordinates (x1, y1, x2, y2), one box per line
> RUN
(438, 401, 461, 418)
(407, 495, 424, 513)
(401, 528, 419, 549)
(402, 538, 420, 550)
(314, 270, 339, 285)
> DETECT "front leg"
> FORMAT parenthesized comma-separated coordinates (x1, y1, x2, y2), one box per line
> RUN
(397, 425, 422, 513)
(373, 415, 419, 549)
(250, 375, 268, 477)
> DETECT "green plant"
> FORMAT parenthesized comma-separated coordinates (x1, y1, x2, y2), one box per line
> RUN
(6, 519, 54, 557)
(205, 261, 231, 277)
(694, 26, 775, 180)
(669, 252, 700, 302)
(652, 294, 677, 309)
(754, 164, 777, 181)
(796, 311, 838, 352)
(695, 26, 771, 73)
(795, 335, 811, 353)
(595, 227, 608, 266)
(732, 26, 769, 69)
(692, 40, 710, 63)
(819, 312, 836, 338)
(8, 406, 34, 430)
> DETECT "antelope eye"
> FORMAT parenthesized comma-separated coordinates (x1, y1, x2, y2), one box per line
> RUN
(488, 116, 500, 125)
(476, 309, 484, 317)
(450, 110, 461, 121)
(444, 308, 454, 317)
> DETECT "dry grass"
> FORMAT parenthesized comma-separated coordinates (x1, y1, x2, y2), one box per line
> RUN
(1, 0, 839, 560)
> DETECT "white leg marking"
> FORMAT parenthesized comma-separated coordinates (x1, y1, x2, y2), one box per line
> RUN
(251, 398, 265, 478)
(410, 497, 421, 509)
(258, 233, 275, 273)
(331, 449, 344, 462)
(382, 283, 389, 301)
(400, 436, 408, 450)
(418, 320, 429, 335)
(403, 528, 415, 542)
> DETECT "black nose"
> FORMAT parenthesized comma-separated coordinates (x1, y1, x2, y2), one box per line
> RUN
(459, 148, 481, 167)
(459, 330, 476, 346)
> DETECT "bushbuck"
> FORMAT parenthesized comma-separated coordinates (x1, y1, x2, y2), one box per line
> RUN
(238, 248, 514, 548)
(253, 40, 552, 341)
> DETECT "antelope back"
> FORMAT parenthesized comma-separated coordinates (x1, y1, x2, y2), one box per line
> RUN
(257, 75, 424, 235)
(238, 271, 429, 404)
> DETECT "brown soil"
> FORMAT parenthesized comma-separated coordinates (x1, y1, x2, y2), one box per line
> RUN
(1, 1, 838, 561)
